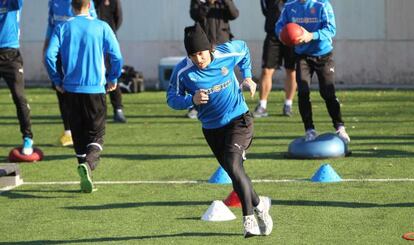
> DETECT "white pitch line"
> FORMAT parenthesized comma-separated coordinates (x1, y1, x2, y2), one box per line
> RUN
(19, 178, 414, 185)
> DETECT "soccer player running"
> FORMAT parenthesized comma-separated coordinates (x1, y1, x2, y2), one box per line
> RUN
(43, 0, 97, 147)
(0, 0, 34, 155)
(167, 24, 273, 238)
(253, 0, 297, 118)
(275, 0, 350, 143)
(45, 0, 123, 193)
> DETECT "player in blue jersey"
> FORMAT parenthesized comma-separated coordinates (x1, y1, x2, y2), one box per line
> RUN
(167, 24, 273, 238)
(0, 0, 34, 155)
(276, 0, 350, 143)
(43, 0, 96, 147)
(253, 0, 297, 118)
(45, 0, 123, 193)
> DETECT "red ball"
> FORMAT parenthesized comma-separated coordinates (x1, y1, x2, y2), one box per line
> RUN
(8, 147, 44, 163)
(280, 23, 304, 47)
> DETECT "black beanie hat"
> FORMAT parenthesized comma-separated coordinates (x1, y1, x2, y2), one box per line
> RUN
(184, 23, 211, 55)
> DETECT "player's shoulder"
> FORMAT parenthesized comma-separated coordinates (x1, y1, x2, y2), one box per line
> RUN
(215, 40, 247, 53)
(314, 0, 330, 6)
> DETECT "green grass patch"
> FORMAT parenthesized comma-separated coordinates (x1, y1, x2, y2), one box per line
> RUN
(0, 88, 413, 244)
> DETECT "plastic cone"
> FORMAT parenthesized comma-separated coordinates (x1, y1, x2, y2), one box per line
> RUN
(208, 166, 232, 184)
(311, 163, 342, 183)
(201, 200, 237, 221)
(223, 190, 241, 207)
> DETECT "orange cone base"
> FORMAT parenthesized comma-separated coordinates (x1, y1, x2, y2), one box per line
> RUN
(223, 190, 241, 208)
(8, 147, 44, 163)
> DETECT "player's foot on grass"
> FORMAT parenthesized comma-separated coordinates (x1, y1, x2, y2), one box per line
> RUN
(282, 104, 292, 117)
(254, 196, 273, 235)
(114, 109, 127, 123)
(336, 126, 350, 144)
(60, 132, 73, 147)
(22, 137, 33, 155)
(77, 163, 94, 193)
(243, 215, 261, 238)
(253, 104, 268, 118)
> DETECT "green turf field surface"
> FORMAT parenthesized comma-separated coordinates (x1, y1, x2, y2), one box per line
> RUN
(0, 88, 413, 244)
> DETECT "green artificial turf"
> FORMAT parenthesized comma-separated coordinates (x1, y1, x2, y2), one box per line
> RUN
(0, 88, 413, 244)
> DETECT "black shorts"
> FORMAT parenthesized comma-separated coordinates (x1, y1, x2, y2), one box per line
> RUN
(262, 33, 296, 70)
(202, 112, 253, 157)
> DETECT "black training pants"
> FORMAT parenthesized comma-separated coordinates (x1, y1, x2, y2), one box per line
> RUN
(296, 52, 344, 131)
(65, 92, 106, 170)
(0, 48, 32, 139)
(203, 112, 260, 216)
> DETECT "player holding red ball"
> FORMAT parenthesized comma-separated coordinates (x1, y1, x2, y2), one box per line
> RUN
(276, 0, 350, 144)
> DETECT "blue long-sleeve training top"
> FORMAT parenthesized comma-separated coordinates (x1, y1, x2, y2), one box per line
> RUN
(275, 0, 336, 56)
(46, 0, 96, 39)
(0, 0, 23, 49)
(44, 14, 123, 94)
(167, 40, 252, 129)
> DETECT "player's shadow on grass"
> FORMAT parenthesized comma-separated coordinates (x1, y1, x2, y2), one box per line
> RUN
(350, 149, 414, 158)
(64, 200, 211, 210)
(0, 232, 240, 245)
(1, 189, 79, 199)
(273, 199, 414, 208)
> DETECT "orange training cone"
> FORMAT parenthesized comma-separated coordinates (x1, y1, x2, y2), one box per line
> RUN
(223, 190, 241, 208)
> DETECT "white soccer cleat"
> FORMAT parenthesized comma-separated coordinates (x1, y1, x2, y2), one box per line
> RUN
(305, 129, 318, 141)
(336, 126, 350, 144)
(255, 196, 273, 236)
(243, 215, 261, 238)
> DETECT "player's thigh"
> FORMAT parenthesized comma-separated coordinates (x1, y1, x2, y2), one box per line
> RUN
(262, 34, 282, 69)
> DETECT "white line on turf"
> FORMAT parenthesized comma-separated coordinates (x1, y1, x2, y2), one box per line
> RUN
(20, 178, 414, 185)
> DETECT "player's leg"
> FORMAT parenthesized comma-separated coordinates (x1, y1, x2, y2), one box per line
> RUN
(109, 86, 126, 123)
(65, 93, 94, 193)
(315, 52, 350, 143)
(282, 45, 297, 116)
(1, 49, 33, 154)
(296, 56, 317, 140)
(55, 56, 73, 146)
(253, 34, 279, 118)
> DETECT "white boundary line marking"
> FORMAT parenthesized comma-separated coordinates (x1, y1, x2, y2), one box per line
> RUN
(18, 178, 414, 185)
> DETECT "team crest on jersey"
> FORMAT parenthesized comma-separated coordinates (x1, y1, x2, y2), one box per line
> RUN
(310, 8, 316, 14)
(221, 67, 229, 76)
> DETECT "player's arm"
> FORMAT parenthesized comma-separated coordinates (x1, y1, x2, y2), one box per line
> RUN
(166, 66, 194, 110)
(222, 0, 239, 20)
(260, 0, 267, 16)
(114, 0, 123, 31)
(232, 41, 256, 98)
(190, 0, 210, 22)
(44, 26, 63, 90)
(275, 4, 288, 37)
(103, 24, 123, 88)
(312, 2, 336, 41)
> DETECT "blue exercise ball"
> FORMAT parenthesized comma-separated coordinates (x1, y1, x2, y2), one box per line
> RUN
(288, 133, 348, 159)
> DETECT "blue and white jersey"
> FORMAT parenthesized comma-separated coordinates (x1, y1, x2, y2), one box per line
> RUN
(46, 0, 96, 39)
(275, 0, 336, 56)
(0, 0, 23, 49)
(167, 40, 252, 129)
(44, 15, 123, 94)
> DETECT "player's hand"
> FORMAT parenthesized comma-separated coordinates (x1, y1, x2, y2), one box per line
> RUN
(241, 78, 256, 98)
(297, 27, 313, 44)
(55, 85, 64, 94)
(193, 89, 209, 105)
(106, 82, 117, 92)
(208, 0, 216, 4)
